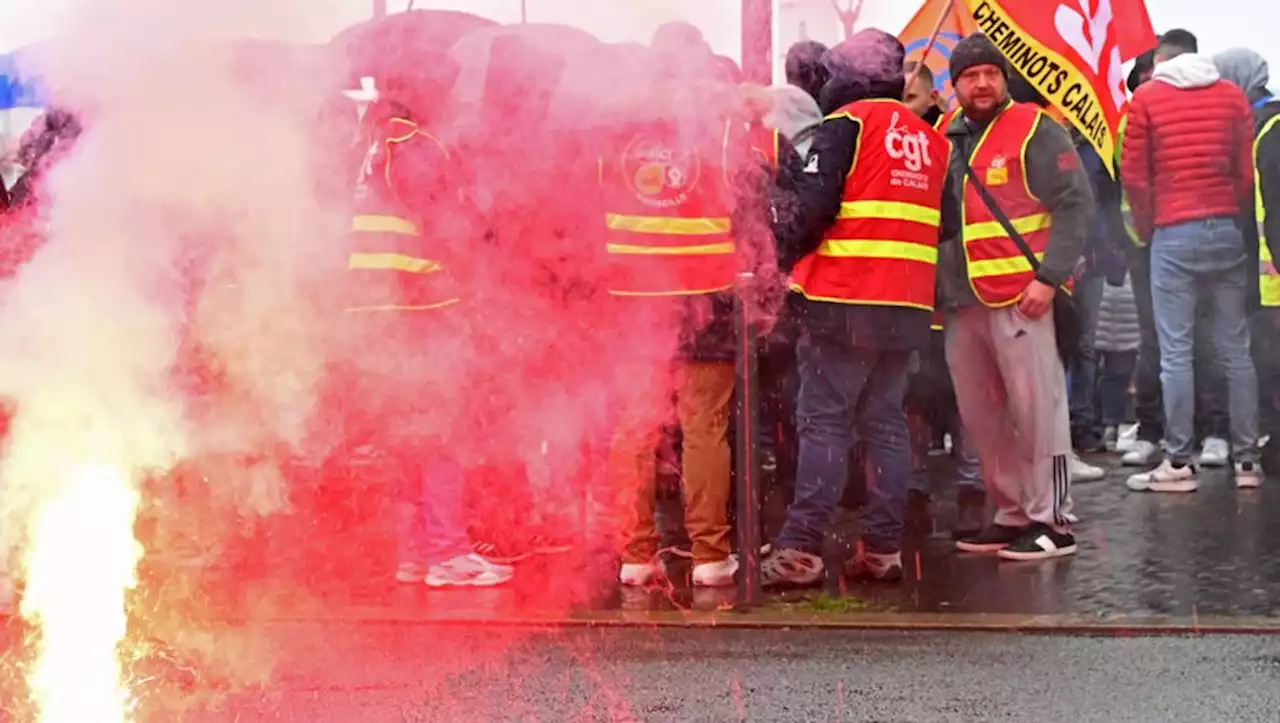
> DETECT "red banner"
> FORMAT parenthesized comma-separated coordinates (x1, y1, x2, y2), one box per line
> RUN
(964, 0, 1156, 173)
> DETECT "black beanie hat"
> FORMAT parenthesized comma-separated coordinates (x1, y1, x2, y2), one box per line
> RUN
(949, 34, 1009, 82)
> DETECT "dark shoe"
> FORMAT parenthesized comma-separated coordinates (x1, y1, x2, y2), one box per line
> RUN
(845, 540, 904, 583)
(997, 524, 1077, 561)
(904, 490, 934, 537)
(955, 524, 1027, 553)
(951, 488, 986, 540)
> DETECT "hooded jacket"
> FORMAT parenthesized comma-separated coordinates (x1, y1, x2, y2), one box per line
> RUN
(773, 72, 933, 351)
(764, 84, 823, 157)
(1214, 48, 1280, 308)
(1120, 53, 1254, 242)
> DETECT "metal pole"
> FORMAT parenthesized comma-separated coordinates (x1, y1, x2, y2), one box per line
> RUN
(741, 0, 774, 85)
(521, 0, 528, 23)
(734, 272, 763, 609)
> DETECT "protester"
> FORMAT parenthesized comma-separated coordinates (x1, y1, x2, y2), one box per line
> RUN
(1215, 46, 1280, 473)
(903, 61, 943, 127)
(1095, 274, 1141, 449)
(764, 29, 948, 585)
(937, 34, 1090, 560)
(1117, 36, 1234, 469)
(600, 37, 747, 589)
(763, 40, 829, 158)
(1122, 31, 1261, 491)
(340, 59, 512, 587)
(901, 59, 984, 540)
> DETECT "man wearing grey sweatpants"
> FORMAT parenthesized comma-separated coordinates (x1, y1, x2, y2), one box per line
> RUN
(936, 35, 1094, 561)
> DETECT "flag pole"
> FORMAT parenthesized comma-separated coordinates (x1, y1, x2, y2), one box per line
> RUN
(903, 0, 958, 98)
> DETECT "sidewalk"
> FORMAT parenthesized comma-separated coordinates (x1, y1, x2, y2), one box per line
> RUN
(144, 455, 1280, 635)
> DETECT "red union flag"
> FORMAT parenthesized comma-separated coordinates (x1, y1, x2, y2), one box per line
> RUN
(964, 0, 1156, 173)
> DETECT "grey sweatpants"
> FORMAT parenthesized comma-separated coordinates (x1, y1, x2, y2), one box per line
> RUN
(945, 305, 1074, 532)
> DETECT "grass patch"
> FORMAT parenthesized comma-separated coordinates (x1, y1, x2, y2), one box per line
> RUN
(767, 592, 869, 615)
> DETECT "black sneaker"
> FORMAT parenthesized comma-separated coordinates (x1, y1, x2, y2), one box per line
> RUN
(955, 524, 1026, 553)
(951, 488, 986, 540)
(997, 524, 1077, 561)
(904, 490, 935, 537)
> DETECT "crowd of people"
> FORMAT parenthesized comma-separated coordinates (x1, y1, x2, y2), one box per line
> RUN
(2, 17, 1276, 596)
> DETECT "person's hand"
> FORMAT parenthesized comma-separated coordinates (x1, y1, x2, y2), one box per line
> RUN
(1262, 260, 1279, 277)
(1018, 279, 1056, 320)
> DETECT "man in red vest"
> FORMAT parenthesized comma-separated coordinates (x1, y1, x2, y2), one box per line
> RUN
(936, 34, 1093, 561)
(340, 57, 513, 588)
(764, 30, 949, 585)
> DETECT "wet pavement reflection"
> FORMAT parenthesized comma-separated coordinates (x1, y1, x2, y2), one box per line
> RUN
(160, 455, 1280, 624)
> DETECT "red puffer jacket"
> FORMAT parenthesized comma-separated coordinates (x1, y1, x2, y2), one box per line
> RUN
(1120, 54, 1254, 243)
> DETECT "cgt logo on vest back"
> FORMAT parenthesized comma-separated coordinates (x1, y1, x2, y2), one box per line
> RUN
(884, 110, 934, 191)
(623, 135, 702, 210)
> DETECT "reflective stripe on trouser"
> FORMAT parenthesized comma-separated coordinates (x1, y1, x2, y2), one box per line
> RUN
(944, 305, 1074, 530)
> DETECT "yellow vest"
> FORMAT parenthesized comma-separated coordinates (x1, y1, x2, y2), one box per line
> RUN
(1256, 114, 1280, 307)
(1116, 113, 1144, 248)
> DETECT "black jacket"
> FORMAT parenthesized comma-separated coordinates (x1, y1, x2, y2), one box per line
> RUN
(1246, 98, 1280, 309)
(773, 76, 932, 351)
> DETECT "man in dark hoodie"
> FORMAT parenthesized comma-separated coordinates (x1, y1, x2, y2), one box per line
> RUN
(1216, 47, 1280, 469)
(937, 34, 1092, 561)
(764, 29, 949, 585)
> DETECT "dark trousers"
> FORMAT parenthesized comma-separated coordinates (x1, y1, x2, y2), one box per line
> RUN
(1252, 309, 1280, 444)
(1097, 350, 1139, 427)
(776, 327, 912, 555)
(1128, 244, 1230, 443)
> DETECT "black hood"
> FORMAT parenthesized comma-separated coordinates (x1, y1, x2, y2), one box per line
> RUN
(819, 75, 905, 115)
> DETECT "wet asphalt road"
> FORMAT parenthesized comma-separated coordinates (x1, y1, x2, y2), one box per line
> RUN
(124, 626, 1280, 722)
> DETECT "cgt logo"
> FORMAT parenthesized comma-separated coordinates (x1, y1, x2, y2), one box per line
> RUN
(885, 111, 934, 173)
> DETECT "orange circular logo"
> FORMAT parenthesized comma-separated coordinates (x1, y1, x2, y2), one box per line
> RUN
(622, 133, 701, 209)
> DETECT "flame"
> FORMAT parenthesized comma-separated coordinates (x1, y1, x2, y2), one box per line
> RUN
(21, 464, 143, 723)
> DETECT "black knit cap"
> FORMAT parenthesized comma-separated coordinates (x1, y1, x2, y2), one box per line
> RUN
(949, 34, 1009, 82)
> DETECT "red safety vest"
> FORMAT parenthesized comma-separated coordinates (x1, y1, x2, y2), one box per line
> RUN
(789, 99, 949, 310)
(347, 116, 460, 314)
(961, 101, 1063, 307)
(935, 108, 957, 132)
(599, 117, 743, 297)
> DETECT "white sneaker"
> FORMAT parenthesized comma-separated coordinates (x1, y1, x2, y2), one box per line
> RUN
(619, 562, 663, 587)
(1115, 424, 1140, 453)
(1122, 440, 1161, 466)
(1071, 454, 1106, 483)
(1199, 437, 1230, 468)
(425, 553, 514, 588)
(692, 557, 739, 587)
(394, 561, 425, 584)
(1126, 460, 1199, 493)
(1236, 461, 1264, 489)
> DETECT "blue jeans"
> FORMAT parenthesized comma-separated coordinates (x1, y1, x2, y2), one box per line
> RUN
(776, 327, 912, 555)
(1151, 218, 1259, 464)
(908, 412, 983, 493)
(395, 455, 472, 567)
(1068, 274, 1105, 448)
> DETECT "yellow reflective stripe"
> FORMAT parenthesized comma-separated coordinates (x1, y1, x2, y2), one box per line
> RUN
(353, 214, 419, 235)
(837, 200, 940, 226)
(345, 299, 460, 313)
(963, 213, 1052, 241)
(609, 285, 733, 298)
(605, 214, 732, 235)
(606, 242, 734, 256)
(817, 239, 937, 264)
(967, 252, 1044, 279)
(348, 252, 442, 274)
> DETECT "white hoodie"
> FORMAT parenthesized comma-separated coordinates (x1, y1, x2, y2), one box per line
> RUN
(1152, 53, 1222, 90)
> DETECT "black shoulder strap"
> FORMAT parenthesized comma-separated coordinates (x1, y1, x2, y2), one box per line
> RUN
(955, 130, 1044, 273)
